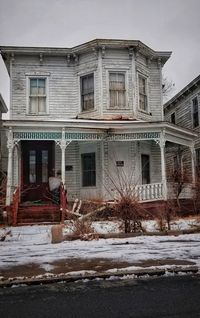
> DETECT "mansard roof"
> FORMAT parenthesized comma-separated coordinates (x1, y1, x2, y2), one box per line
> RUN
(0, 38, 172, 74)
(164, 74, 200, 111)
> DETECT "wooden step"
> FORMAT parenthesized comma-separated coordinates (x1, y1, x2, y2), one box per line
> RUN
(17, 204, 61, 224)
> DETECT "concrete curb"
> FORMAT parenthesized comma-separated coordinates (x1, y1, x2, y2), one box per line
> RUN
(0, 265, 198, 288)
(62, 227, 200, 242)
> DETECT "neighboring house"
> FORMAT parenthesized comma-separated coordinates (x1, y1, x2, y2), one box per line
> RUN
(0, 94, 8, 174)
(0, 39, 197, 224)
(164, 75, 200, 191)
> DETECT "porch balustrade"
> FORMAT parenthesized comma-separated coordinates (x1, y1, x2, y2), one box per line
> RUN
(111, 183, 164, 202)
(135, 183, 163, 202)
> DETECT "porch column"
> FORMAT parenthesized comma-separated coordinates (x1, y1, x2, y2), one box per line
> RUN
(190, 143, 196, 184)
(6, 128, 14, 206)
(56, 128, 71, 190)
(159, 130, 167, 200)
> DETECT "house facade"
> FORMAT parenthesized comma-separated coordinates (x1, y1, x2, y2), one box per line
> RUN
(0, 39, 197, 223)
(164, 75, 200, 191)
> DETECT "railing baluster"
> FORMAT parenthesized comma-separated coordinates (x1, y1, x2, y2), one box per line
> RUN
(134, 183, 164, 202)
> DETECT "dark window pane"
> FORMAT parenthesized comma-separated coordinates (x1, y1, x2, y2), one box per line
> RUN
(171, 113, 176, 124)
(29, 150, 36, 183)
(81, 153, 96, 187)
(141, 154, 150, 184)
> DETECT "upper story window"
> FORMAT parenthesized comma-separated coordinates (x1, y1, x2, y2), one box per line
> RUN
(192, 97, 199, 128)
(109, 72, 126, 108)
(139, 75, 148, 111)
(171, 112, 176, 124)
(29, 78, 47, 114)
(81, 73, 94, 111)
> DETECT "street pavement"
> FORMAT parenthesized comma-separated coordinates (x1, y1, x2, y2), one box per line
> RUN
(0, 274, 200, 317)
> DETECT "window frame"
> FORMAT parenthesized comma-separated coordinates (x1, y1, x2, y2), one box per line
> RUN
(81, 152, 96, 187)
(80, 73, 95, 112)
(138, 73, 149, 113)
(108, 70, 128, 109)
(192, 96, 199, 128)
(26, 75, 49, 115)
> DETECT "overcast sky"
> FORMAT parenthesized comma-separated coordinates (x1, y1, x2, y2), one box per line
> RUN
(0, 0, 199, 110)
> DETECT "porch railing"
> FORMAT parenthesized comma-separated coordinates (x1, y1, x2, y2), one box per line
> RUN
(12, 186, 20, 226)
(135, 183, 163, 202)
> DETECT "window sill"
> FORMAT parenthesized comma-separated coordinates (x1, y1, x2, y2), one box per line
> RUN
(26, 113, 49, 116)
(79, 108, 97, 114)
(81, 186, 97, 189)
(138, 109, 152, 115)
(107, 107, 130, 111)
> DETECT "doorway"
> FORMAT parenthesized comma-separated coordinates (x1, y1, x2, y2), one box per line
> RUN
(21, 141, 54, 202)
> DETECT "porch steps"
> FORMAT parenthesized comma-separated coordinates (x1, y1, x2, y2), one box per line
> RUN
(17, 204, 61, 225)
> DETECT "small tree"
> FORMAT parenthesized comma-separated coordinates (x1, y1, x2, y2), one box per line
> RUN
(162, 76, 175, 101)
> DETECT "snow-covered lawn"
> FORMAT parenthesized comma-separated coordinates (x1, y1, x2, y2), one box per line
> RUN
(0, 217, 200, 281)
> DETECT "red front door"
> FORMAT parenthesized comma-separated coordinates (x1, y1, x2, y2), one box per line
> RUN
(21, 141, 54, 202)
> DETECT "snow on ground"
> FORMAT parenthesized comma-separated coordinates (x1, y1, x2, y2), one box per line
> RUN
(0, 218, 200, 276)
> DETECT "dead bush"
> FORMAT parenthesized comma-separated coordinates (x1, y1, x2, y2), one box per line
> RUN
(71, 219, 99, 240)
(114, 195, 146, 233)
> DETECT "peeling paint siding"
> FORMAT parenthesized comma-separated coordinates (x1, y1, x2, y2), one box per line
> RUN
(11, 60, 78, 119)
(11, 50, 163, 121)
(136, 60, 162, 121)
(164, 86, 200, 185)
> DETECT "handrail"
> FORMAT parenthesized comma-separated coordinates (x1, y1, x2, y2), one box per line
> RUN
(12, 186, 20, 226)
(60, 183, 67, 223)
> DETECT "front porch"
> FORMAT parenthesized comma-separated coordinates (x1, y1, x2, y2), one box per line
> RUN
(4, 119, 197, 225)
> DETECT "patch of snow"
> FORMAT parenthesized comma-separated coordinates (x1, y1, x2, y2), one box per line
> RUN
(40, 263, 55, 271)
(66, 270, 97, 276)
(1, 219, 200, 280)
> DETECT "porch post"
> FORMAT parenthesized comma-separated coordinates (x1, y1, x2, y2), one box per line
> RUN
(61, 128, 67, 188)
(56, 128, 71, 190)
(159, 130, 167, 200)
(190, 143, 196, 184)
(6, 128, 14, 206)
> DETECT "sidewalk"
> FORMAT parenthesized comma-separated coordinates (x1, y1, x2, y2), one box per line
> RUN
(1, 223, 200, 287)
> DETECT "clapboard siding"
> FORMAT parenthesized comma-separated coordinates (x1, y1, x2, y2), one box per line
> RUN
(164, 84, 200, 156)
(10, 48, 163, 121)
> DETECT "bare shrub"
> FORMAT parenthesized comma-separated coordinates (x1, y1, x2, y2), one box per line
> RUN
(72, 219, 99, 240)
(114, 194, 146, 233)
(155, 200, 178, 231)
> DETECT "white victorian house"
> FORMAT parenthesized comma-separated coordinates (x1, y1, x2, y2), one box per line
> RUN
(0, 39, 197, 224)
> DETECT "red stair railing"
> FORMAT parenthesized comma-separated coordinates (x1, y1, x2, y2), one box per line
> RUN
(60, 183, 67, 223)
